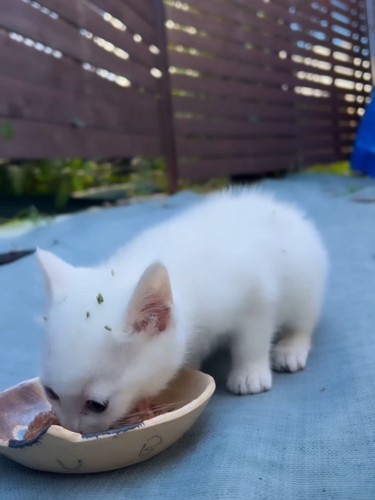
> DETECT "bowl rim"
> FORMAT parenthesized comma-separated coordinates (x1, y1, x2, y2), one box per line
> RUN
(0, 369, 216, 446)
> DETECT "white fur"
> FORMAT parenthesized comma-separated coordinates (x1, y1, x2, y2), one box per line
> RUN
(38, 188, 328, 433)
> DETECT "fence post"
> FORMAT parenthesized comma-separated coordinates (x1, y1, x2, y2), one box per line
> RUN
(152, 0, 178, 193)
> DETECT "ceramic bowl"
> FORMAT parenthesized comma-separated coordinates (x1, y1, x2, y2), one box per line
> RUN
(0, 369, 215, 473)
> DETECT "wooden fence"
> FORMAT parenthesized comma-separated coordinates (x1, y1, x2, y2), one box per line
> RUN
(0, 0, 373, 190)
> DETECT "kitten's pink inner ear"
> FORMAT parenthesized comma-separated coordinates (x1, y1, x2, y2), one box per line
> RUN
(127, 263, 173, 335)
(36, 248, 73, 301)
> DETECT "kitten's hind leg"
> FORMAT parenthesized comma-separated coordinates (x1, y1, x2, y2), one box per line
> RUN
(271, 328, 312, 373)
(272, 285, 322, 373)
(226, 315, 274, 395)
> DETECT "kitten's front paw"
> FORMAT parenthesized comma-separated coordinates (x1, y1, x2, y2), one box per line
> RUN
(226, 366, 272, 395)
(272, 341, 309, 373)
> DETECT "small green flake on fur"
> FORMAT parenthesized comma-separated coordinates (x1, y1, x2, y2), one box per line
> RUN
(104, 325, 112, 332)
(111, 269, 115, 276)
(86, 311, 90, 318)
(97, 293, 104, 304)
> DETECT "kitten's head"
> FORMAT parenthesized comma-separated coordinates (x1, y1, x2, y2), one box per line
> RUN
(37, 249, 183, 434)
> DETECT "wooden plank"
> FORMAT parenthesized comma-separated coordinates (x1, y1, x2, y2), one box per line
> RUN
(330, 13, 353, 30)
(292, 93, 333, 107)
(89, 0, 155, 43)
(293, 29, 363, 61)
(167, 29, 293, 73)
(277, 0, 353, 20)
(294, 101, 333, 114)
(0, 0, 155, 90)
(298, 134, 336, 145)
(168, 51, 297, 88)
(291, 36, 358, 64)
(165, 5, 295, 52)
(173, 95, 296, 121)
(241, 0, 345, 43)
(124, 0, 154, 25)
(298, 144, 336, 152)
(234, 0, 295, 23)
(40, 0, 155, 68)
(303, 0, 367, 37)
(177, 137, 296, 157)
(0, 76, 159, 135)
(178, 156, 296, 180)
(296, 121, 338, 133)
(0, 119, 161, 158)
(0, 33, 157, 111)
(168, 23, 363, 88)
(185, 0, 295, 36)
(339, 134, 356, 143)
(294, 97, 334, 112)
(292, 59, 367, 84)
(288, 45, 336, 70)
(298, 150, 339, 165)
(287, 2, 355, 39)
(171, 74, 296, 104)
(0, 33, 88, 96)
(175, 118, 296, 137)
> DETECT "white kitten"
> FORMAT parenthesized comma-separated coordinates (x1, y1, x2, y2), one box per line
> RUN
(37, 189, 328, 434)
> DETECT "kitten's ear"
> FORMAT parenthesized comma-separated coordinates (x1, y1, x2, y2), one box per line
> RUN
(36, 249, 73, 301)
(126, 263, 173, 335)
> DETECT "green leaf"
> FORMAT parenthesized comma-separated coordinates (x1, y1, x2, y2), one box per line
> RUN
(7, 165, 25, 194)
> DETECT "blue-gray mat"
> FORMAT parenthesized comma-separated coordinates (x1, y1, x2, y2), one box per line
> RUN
(0, 173, 374, 499)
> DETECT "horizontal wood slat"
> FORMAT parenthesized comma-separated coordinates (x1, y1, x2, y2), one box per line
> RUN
(173, 96, 297, 121)
(0, 76, 158, 135)
(123, 0, 154, 25)
(171, 74, 297, 104)
(39, 0, 156, 68)
(168, 51, 297, 88)
(175, 118, 297, 137)
(179, 156, 297, 180)
(0, 33, 157, 110)
(165, 5, 294, 53)
(0, 0, 156, 90)
(177, 138, 297, 158)
(179, 0, 294, 40)
(89, 0, 156, 43)
(167, 29, 293, 72)
(0, 119, 161, 158)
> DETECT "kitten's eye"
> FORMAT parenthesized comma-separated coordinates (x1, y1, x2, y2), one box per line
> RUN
(85, 400, 108, 413)
(44, 386, 59, 401)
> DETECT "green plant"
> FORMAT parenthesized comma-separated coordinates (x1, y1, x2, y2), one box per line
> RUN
(127, 156, 168, 195)
(0, 205, 48, 227)
(307, 161, 352, 176)
(0, 158, 130, 207)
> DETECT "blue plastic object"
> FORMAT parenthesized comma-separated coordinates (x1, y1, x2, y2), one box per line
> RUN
(351, 90, 375, 177)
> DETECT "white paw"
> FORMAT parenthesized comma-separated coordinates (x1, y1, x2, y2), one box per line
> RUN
(272, 341, 309, 372)
(226, 366, 272, 395)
